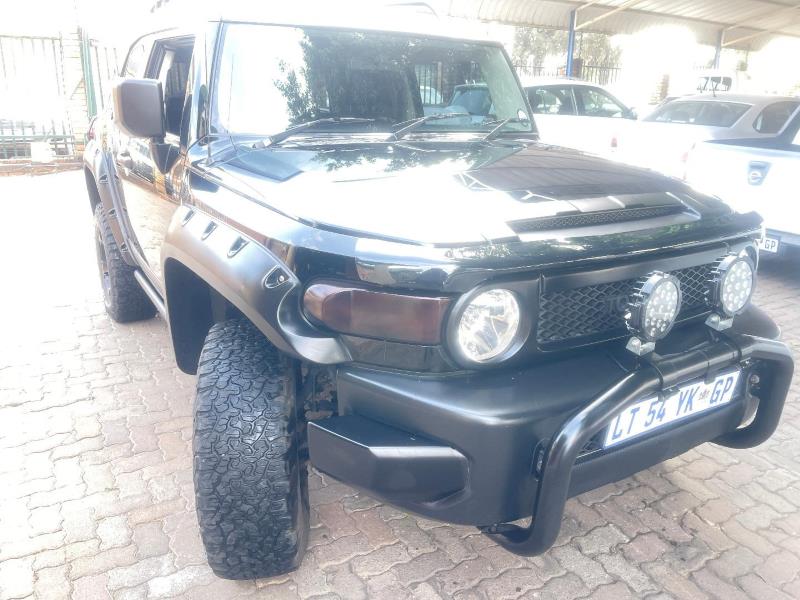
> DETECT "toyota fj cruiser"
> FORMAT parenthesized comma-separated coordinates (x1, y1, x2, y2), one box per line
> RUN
(83, 5, 794, 580)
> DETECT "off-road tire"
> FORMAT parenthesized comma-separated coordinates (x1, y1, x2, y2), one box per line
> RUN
(93, 203, 156, 322)
(193, 319, 310, 580)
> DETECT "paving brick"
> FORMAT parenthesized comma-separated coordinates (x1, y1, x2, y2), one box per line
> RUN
(391, 550, 454, 587)
(428, 527, 478, 563)
(754, 550, 800, 588)
(736, 574, 795, 600)
(351, 542, 412, 578)
(432, 557, 509, 597)
(597, 552, 657, 595)
(146, 564, 215, 598)
(32, 564, 70, 600)
(476, 567, 545, 599)
(706, 547, 763, 581)
(573, 524, 628, 555)
(520, 573, 589, 600)
(0, 556, 35, 600)
(105, 554, 174, 590)
(69, 545, 138, 580)
(643, 562, 710, 600)
(132, 521, 170, 559)
(692, 568, 750, 600)
(72, 574, 112, 600)
(97, 516, 131, 550)
(589, 581, 636, 600)
(315, 502, 359, 540)
(551, 545, 612, 589)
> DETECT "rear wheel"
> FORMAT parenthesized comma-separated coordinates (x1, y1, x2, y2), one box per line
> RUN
(193, 319, 309, 580)
(93, 203, 156, 322)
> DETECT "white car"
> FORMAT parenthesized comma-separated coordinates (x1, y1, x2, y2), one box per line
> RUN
(524, 78, 637, 156)
(618, 93, 800, 179)
(686, 106, 800, 258)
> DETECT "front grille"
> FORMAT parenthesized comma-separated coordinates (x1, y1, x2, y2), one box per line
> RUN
(537, 263, 715, 345)
(510, 205, 684, 233)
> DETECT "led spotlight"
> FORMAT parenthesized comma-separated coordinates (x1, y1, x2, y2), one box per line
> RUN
(625, 271, 682, 355)
(706, 254, 756, 330)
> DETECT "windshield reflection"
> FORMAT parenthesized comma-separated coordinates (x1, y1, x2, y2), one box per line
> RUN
(213, 24, 533, 140)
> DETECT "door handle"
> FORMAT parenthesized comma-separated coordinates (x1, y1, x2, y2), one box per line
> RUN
(748, 161, 770, 186)
(116, 150, 133, 170)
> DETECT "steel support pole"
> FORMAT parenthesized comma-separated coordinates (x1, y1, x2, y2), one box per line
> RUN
(566, 9, 577, 77)
(713, 30, 724, 69)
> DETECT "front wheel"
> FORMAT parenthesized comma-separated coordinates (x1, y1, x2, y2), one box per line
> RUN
(193, 319, 309, 580)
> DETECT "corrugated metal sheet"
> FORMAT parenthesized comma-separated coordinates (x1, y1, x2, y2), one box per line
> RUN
(447, 0, 800, 49)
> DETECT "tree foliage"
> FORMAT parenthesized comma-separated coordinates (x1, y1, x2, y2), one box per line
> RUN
(512, 27, 621, 67)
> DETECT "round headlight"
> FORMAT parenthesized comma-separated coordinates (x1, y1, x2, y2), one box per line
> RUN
(456, 289, 521, 363)
(713, 255, 755, 317)
(625, 272, 682, 342)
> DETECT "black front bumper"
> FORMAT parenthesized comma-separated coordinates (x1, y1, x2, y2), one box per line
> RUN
(308, 306, 793, 556)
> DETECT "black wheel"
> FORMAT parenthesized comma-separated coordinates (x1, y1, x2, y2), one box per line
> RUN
(193, 319, 310, 580)
(93, 203, 156, 322)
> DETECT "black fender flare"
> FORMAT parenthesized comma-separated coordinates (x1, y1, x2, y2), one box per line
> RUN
(85, 146, 137, 267)
(162, 205, 350, 371)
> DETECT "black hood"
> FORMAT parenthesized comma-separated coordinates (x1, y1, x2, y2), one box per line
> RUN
(214, 138, 755, 250)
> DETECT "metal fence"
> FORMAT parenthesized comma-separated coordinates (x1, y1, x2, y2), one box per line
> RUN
(0, 34, 120, 162)
(514, 63, 621, 87)
(0, 35, 74, 160)
(88, 40, 121, 113)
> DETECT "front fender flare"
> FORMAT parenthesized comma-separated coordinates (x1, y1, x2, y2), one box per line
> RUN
(85, 145, 137, 267)
(162, 205, 350, 370)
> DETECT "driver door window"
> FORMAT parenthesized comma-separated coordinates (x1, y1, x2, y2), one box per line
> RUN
(149, 38, 194, 141)
(575, 87, 625, 118)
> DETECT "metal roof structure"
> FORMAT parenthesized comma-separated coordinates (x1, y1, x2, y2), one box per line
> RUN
(447, 0, 800, 50)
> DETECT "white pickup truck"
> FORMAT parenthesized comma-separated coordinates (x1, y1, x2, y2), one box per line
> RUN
(686, 107, 800, 258)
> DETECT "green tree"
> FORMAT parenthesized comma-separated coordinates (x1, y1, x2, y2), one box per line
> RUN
(513, 27, 620, 68)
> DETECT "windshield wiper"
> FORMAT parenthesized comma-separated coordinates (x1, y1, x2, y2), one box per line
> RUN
(254, 117, 378, 148)
(481, 117, 531, 141)
(389, 112, 471, 141)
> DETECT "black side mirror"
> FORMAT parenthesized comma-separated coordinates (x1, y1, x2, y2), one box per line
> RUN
(112, 79, 165, 139)
(625, 108, 638, 120)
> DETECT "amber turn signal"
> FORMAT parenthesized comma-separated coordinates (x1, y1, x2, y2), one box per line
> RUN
(303, 282, 451, 345)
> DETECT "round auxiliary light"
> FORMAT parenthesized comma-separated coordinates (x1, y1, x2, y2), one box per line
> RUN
(625, 272, 682, 342)
(455, 288, 522, 364)
(711, 254, 755, 317)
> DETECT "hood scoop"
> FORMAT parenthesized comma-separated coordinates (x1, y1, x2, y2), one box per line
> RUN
(507, 193, 689, 235)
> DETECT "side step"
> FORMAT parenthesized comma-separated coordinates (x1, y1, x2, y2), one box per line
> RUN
(133, 270, 166, 318)
(308, 415, 468, 503)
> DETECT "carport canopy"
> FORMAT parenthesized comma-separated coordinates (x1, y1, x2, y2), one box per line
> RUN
(448, 0, 800, 73)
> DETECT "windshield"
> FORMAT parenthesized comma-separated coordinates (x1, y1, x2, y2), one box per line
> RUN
(645, 101, 750, 128)
(212, 23, 533, 140)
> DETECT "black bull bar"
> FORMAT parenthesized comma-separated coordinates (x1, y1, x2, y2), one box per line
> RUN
(482, 332, 794, 555)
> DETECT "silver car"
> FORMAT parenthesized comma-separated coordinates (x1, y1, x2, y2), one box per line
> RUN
(616, 93, 800, 178)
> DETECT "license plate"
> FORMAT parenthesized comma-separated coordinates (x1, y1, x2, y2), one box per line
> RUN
(604, 370, 741, 448)
(758, 237, 780, 253)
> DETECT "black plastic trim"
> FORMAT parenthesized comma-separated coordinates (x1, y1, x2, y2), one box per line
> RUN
(308, 415, 468, 503)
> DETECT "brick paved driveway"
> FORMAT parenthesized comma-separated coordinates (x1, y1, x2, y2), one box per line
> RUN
(1, 171, 799, 600)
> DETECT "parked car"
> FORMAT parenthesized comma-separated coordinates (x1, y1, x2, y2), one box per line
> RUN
(83, 5, 793, 581)
(617, 93, 800, 179)
(523, 78, 636, 156)
(686, 105, 800, 258)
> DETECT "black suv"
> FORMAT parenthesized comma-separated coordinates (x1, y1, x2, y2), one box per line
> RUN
(83, 7, 793, 580)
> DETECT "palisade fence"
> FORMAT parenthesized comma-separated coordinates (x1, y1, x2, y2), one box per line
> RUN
(514, 63, 621, 87)
(0, 33, 120, 165)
